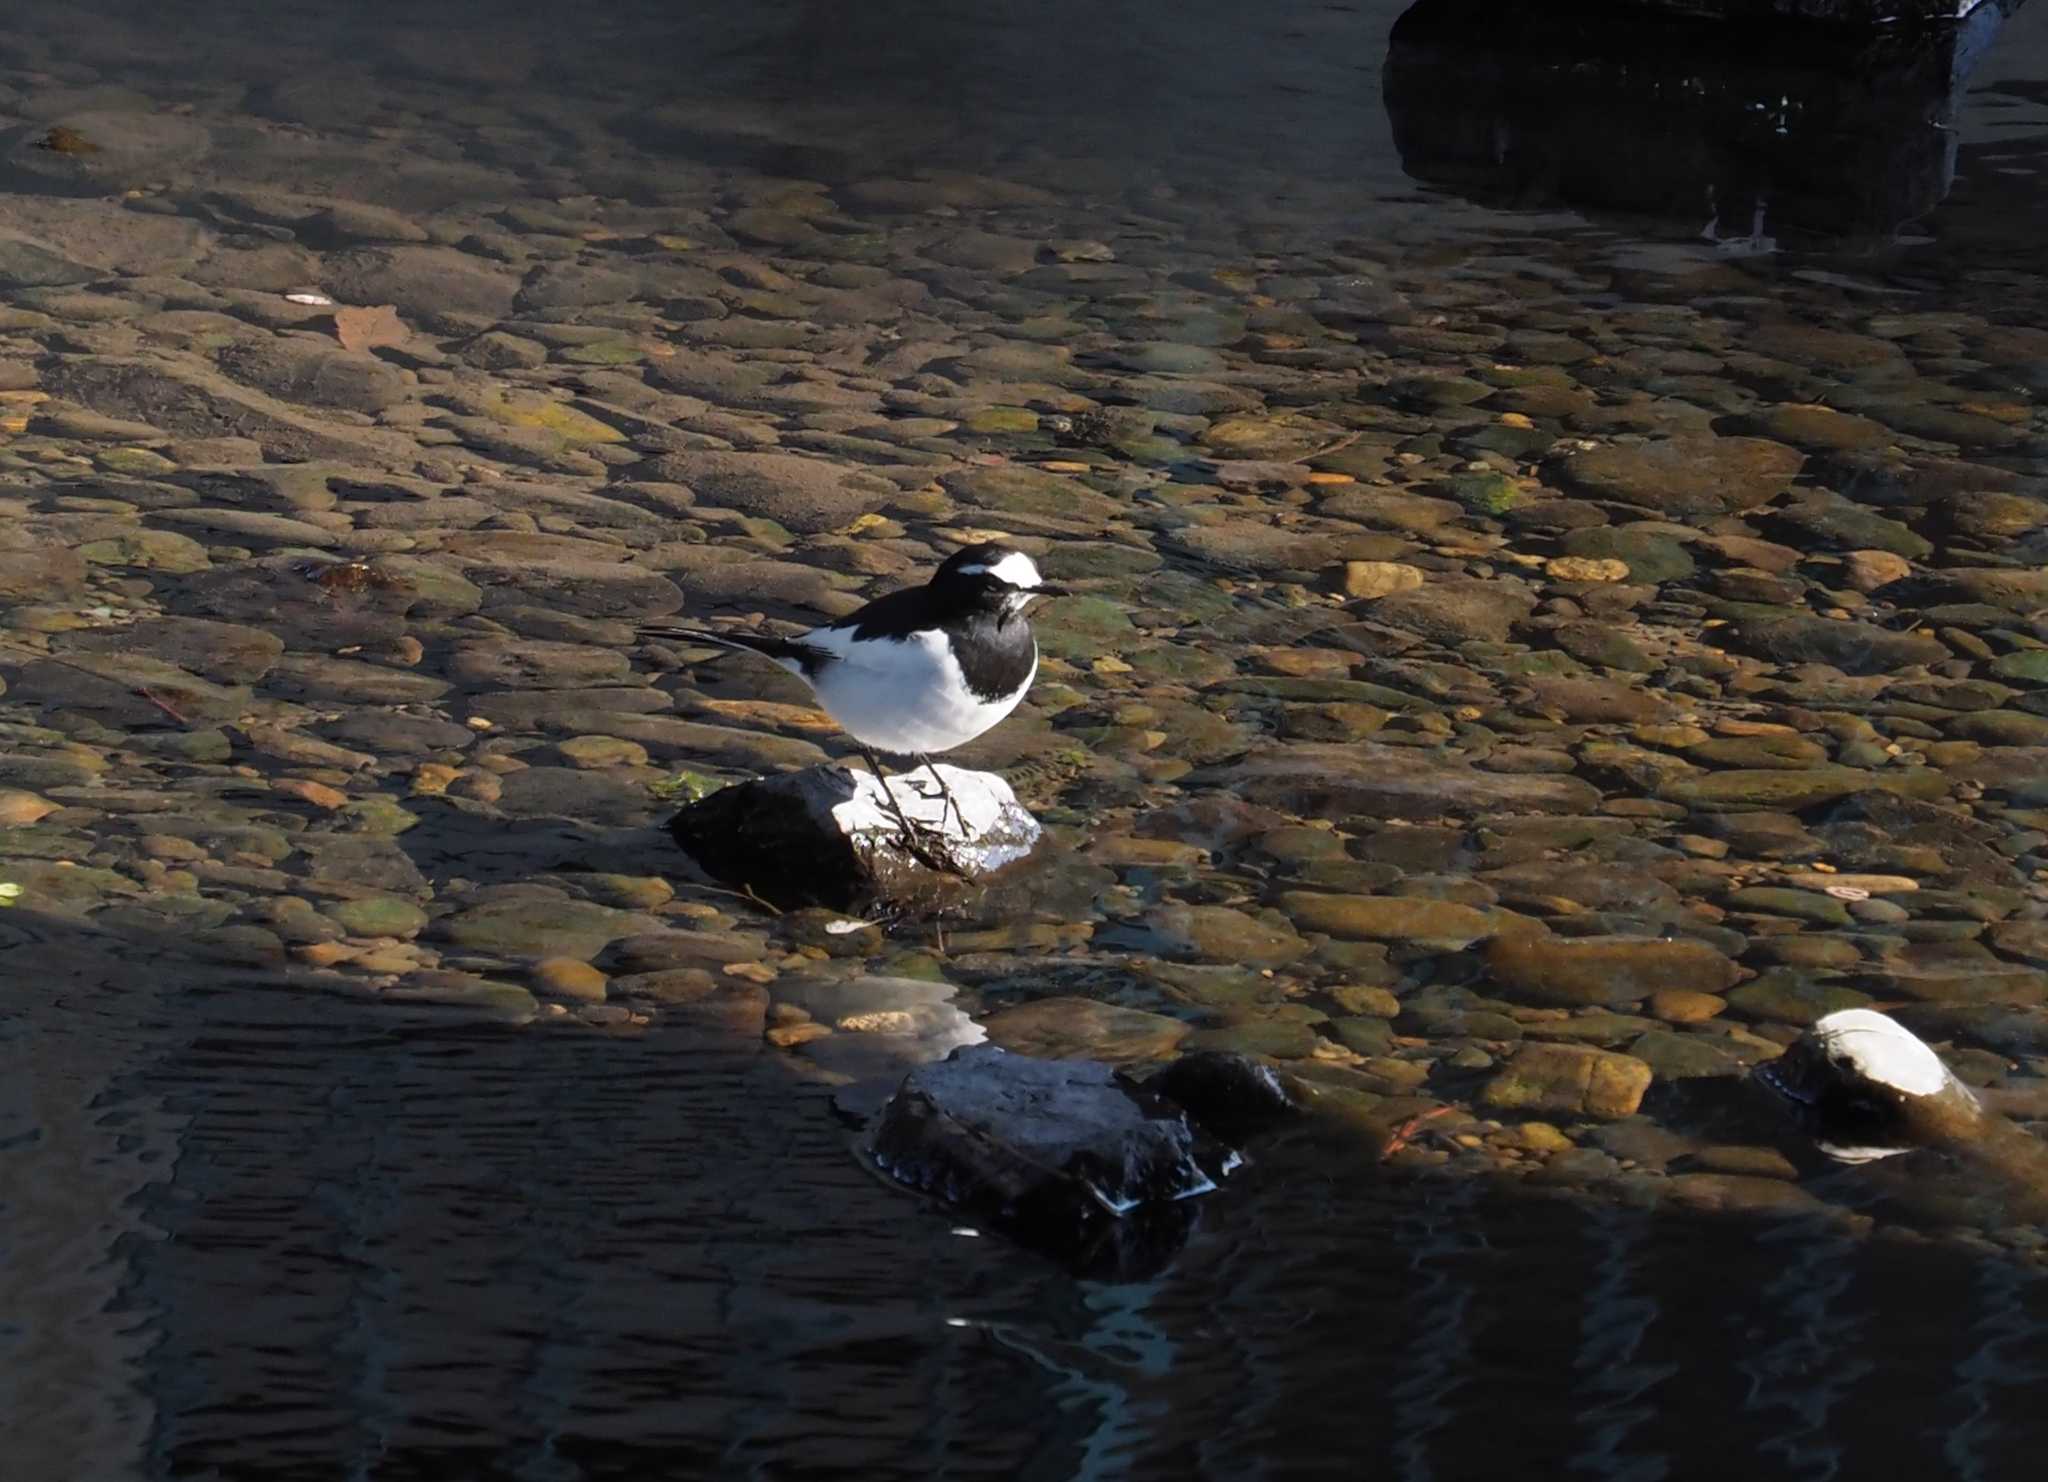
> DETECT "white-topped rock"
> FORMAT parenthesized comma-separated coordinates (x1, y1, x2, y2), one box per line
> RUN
(668, 762, 1042, 912)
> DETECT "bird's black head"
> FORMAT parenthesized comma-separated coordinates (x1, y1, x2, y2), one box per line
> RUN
(930, 542, 1068, 619)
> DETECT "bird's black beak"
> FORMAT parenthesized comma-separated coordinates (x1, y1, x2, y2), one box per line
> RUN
(1034, 584, 1071, 598)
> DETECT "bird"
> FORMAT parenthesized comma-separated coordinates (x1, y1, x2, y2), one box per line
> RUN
(636, 541, 1067, 838)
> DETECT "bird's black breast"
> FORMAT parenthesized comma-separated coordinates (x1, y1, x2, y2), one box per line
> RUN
(947, 615, 1037, 702)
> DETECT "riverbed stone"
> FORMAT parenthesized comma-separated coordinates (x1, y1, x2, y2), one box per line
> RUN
(1556, 435, 1803, 515)
(1485, 934, 1742, 1007)
(1481, 1043, 1654, 1120)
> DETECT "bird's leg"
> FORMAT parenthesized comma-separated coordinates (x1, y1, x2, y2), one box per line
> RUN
(854, 745, 918, 836)
(915, 754, 969, 838)
(855, 745, 944, 857)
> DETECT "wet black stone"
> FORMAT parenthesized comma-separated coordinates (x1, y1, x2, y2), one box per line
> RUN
(867, 1044, 1237, 1278)
(1147, 1050, 1305, 1142)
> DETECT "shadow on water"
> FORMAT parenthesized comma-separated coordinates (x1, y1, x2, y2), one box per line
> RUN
(9, 899, 2048, 1478)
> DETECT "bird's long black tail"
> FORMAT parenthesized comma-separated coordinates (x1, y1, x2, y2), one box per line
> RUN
(634, 623, 823, 674)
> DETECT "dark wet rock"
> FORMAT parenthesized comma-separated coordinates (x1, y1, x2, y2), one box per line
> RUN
(1990, 921, 2048, 967)
(1628, 1030, 1748, 1081)
(443, 640, 632, 691)
(1277, 890, 1501, 949)
(1183, 1020, 1320, 1060)
(459, 330, 547, 371)
(267, 655, 450, 705)
(657, 450, 899, 533)
(1858, 961, 2048, 1007)
(40, 354, 419, 467)
(941, 465, 1124, 523)
(495, 767, 652, 825)
(327, 894, 428, 938)
(461, 557, 683, 621)
(200, 189, 428, 246)
(6, 653, 249, 728)
(1722, 404, 1891, 452)
(1725, 886, 1852, 926)
(1686, 734, 1828, 771)
(0, 545, 90, 599)
(1909, 566, 2048, 614)
(1555, 435, 1803, 515)
(321, 245, 520, 322)
(383, 972, 539, 1024)
(0, 237, 96, 288)
(1485, 934, 1742, 1007)
(75, 528, 207, 573)
(980, 997, 1190, 1063)
(2, 111, 211, 197)
(1481, 860, 1679, 917)
(1559, 527, 1696, 584)
(867, 1044, 1236, 1278)
(668, 762, 1042, 912)
(54, 617, 283, 684)
(1481, 1043, 1653, 1121)
(1519, 675, 1676, 726)
(1717, 616, 1946, 675)
(320, 711, 474, 756)
(1207, 742, 1600, 820)
(434, 894, 660, 960)
(1549, 620, 1656, 673)
(1725, 970, 1872, 1025)
(1364, 575, 1536, 644)
(216, 336, 409, 415)
(1893, 1004, 2048, 1058)
(1658, 767, 1945, 811)
(1761, 493, 1930, 560)
(1140, 903, 1307, 968)
(1145, 1051, 1303, 1142)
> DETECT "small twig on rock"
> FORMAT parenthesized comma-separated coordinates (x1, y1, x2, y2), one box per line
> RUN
(1288, 430, 1363, 465)
(1378, 1106, 1454, 1162)
(133, 688, 191, 726)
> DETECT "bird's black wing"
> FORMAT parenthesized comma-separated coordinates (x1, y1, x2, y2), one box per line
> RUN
(830, 583, 959, 641)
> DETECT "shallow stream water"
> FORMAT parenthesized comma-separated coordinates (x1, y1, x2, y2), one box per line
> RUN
(7, 1, 2048, 1475)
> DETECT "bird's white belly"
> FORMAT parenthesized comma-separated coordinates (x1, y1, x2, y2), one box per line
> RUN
(805, 629, 1032, 755)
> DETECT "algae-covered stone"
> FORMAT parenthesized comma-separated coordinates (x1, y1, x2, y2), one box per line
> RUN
(1558, 435, 1803, 515)
(383, 972, 539, 1023)
(1481, 1043, 1654, 1120)
(1182, 1019, 1319, 1059)
(1628, 1030, 1747, 1080)
(1658, 766, 1946, 811)
(980, 997, 1190, 1063)
(328, 894, 428, 939)
(1486, 934, 1741, 1007)
(532, 957, 608, 1002)
(1725, 970, 1873, 1025)
(76, 528, 211, 573)
(1142, 904, 1308, 968)
(1724, 886, 1853, 926)
(1278, 891, 1501, 950)
(435, 897, 653, 959)
(1448, 471, 1522, 514)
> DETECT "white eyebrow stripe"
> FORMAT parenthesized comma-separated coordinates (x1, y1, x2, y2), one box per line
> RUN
(959, 550, 1042, 588)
